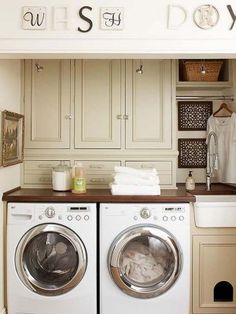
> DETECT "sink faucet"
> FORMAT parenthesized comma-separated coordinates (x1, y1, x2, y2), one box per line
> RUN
(206, 131, 218, 191)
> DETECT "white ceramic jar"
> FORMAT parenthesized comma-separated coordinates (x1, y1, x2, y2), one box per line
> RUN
(52, 161, 71, 191)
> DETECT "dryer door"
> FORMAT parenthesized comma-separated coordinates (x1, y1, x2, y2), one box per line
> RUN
(108, 224, 182, 298)
(15, 224, 87, 296)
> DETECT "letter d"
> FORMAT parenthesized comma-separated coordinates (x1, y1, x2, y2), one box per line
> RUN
(167, 5, 187, 29)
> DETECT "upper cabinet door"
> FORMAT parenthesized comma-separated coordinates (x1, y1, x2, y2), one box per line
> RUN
(24, 60, 71, 149)
(74, 60, 121, 148)
(126, 60, 172, 149)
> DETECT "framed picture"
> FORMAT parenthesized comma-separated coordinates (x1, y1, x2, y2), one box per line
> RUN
(2, 110, 24, 167)
(178, 101, 212, 130)
(178, 138, 207, 168)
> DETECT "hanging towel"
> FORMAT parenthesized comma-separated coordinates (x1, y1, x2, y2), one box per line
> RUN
(114, 166, 158, 179)
(110, 184, 161, 195)
(113, 173, 160, 186)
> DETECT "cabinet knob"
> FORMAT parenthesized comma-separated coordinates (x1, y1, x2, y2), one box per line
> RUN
(123, 114, 129, 120)
(116, 114, 122, 120)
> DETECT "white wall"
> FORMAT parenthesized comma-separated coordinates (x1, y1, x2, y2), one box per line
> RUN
(0, 60, 21, 313)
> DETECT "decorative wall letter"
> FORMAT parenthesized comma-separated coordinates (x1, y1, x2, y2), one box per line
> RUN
(100, 7, 124, 30)
(78, 6, 93, 33)
(22, 7, 46, 30)
(193, 5, 219, 29)
(227, 5, 236, 30)
(167, 5, 187, 30)
(53, 7, 70, 30)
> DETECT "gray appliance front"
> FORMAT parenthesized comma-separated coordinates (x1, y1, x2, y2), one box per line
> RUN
(15, 223, 87, 296)
(108, 224, 182, 299)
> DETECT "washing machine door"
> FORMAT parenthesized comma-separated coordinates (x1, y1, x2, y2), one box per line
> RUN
(15, 224, 87, 296)
(108, 224, 182, 299)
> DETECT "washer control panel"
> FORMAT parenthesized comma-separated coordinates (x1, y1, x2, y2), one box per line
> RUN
(132, 204, 188, 224)
(36, 204, 91, 222)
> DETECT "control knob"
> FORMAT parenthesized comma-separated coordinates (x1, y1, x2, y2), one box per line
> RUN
(45, 206, 55, 218)
(140, 208, 151, 219)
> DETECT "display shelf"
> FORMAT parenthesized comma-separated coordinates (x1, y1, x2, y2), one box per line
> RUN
(176, 59, 232, 89)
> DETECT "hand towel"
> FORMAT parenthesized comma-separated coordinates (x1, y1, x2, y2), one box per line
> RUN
(113, 173, 160, 186)
(114, 166, 158, 179)
(110, 184, 161, 195)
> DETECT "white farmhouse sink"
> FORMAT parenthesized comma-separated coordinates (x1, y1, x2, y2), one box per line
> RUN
(194, 195, 236, 227)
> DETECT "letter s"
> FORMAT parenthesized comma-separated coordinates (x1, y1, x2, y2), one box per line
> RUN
(78, 6, 93, 32)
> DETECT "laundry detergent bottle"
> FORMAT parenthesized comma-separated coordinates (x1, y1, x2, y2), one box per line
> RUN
(72, 162, 86, 194)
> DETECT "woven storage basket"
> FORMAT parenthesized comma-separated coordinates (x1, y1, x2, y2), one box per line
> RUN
(183, 61, 223, 81)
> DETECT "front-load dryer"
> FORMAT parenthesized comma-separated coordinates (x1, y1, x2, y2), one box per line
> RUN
(7, 203, 97, 314)
(100, 203, 190, 314)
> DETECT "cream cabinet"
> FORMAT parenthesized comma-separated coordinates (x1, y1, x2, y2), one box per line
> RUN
(125, 60, 172, 149)
(74, 60, 122, 148)
(125, 160, 176, 188)
(24, 60, 71, 148)
(23, 160, 71, 187)
(24, 59, 173, 150)
(74, 160, 121, 188)
(74, 59, 172, 149)
(193, 235, 236, 314)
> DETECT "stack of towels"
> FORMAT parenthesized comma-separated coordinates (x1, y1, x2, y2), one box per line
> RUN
(110, 166, 160, 195)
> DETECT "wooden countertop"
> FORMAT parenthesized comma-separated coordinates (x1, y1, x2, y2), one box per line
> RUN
(3, 183, 236, 203)
(2, 186, 195, 203)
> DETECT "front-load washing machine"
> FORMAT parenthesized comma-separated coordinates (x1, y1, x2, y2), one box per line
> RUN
(7, 203, 97, 314)
(100, 203, 190, 314)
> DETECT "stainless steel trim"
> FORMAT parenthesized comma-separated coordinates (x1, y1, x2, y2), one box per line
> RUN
(108, 224, 182, 299)
(15, 224, 87, 296)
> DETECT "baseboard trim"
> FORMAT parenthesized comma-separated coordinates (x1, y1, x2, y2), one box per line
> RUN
(1, 308, 6, 314)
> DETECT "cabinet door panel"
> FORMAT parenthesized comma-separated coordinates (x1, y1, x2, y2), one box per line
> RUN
(74, 60, 121, 148)
(126, 60, 172, 149)
(24, 60, 71, 148)
(193, 235, 236, 313)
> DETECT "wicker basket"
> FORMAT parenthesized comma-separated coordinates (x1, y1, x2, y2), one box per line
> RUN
(183, 61, 223, 81)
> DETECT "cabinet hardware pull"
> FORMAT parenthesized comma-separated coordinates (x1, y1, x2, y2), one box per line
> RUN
(38, 164, 53, 169)
(141, 164, 154, 168)
(90, 178, 105, 183)
(65, 114, 72, 119)
(89, 165, 103, 169)
(116, 114, 122, 120)
(123, 114, 129, 120)
(39, 177, 51, 182)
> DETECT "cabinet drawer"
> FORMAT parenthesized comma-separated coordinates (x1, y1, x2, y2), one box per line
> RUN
(75, 160, 121, 188)
(23, 160, 71, 187)
(87, 174, 113, 187)
(125, 161, 173, 186)
(24, 173, 52, 185)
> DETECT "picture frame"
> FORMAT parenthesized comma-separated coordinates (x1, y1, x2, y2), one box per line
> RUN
(178, 138, 207, 168)
(2, 110, 24, 167)
(178, 101, 213, 130)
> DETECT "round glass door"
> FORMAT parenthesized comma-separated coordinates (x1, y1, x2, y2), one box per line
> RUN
(15, 224, 87, 296)
(108, 224, 182, 298)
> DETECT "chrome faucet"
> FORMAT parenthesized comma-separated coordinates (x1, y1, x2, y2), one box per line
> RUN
(206, 131, 218, 191)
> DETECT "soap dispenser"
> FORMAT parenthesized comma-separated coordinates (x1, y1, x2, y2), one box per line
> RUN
(185, 171, 195, 191)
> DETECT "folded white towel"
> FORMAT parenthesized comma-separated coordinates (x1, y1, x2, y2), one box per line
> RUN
(110, 184, 161, 195)
(114, 166, 158, 179)
(113, 173, 160, 186)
